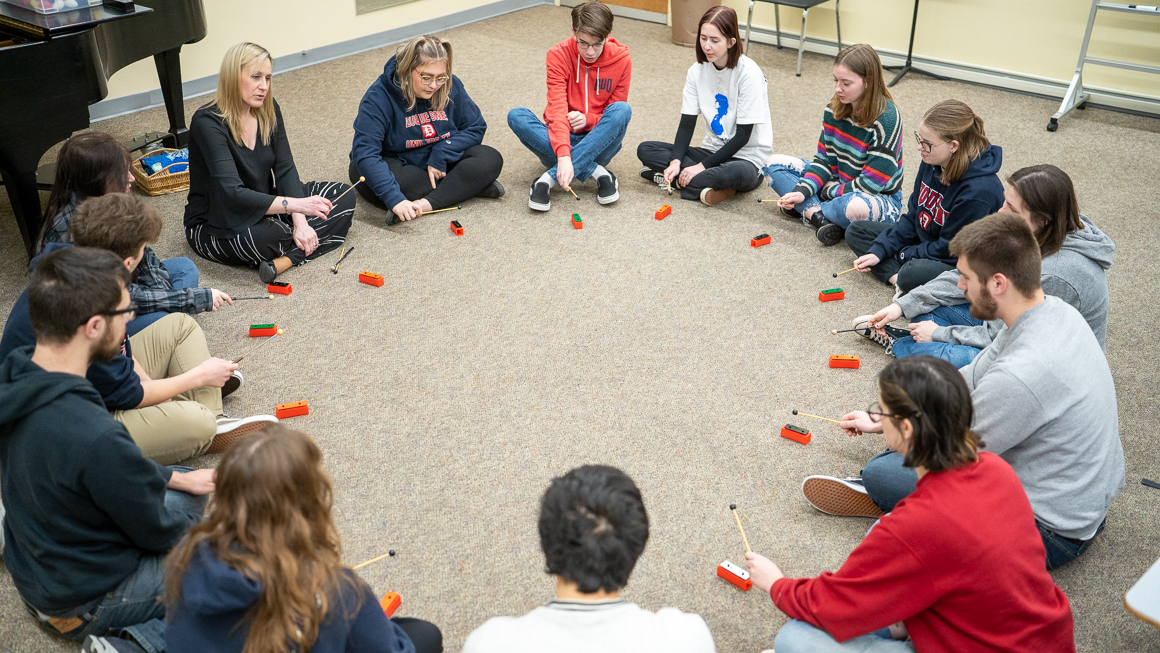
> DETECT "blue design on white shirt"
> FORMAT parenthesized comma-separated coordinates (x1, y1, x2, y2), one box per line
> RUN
(711, 93, 729, 136)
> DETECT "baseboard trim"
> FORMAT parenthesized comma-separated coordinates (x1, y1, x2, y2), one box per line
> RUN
(89, 0, 552, 123)
(559, 0, 667, 25)
(742, 24, 1160, 118)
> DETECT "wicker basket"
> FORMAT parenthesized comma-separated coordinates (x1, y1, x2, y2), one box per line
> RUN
(131, 148, 190, 196)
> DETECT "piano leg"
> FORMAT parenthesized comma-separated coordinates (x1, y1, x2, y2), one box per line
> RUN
(154, 47, 189, 149)
(0, 167, 45, 258)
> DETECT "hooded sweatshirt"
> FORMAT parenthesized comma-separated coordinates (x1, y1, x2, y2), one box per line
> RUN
(166, 541, 416, 653)
(0, 347, 196, 612)
(351, 55, 488, 210)
(543, 36, 632, 158)
(896, 215, 1114, 350)
(869, 144, 1004, 266)
(0, 242, 142, 410)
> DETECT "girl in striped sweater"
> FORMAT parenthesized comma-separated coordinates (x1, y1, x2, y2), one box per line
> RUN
(765, 44, 904, 246)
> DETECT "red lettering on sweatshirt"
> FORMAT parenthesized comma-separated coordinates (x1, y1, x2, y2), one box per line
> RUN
(916, 182, 947, 230)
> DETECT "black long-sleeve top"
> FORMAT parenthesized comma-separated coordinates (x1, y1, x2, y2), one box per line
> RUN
(183, 100, 306, 238)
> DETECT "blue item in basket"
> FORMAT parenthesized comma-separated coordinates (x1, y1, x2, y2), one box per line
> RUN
(140, 149, 189, 175)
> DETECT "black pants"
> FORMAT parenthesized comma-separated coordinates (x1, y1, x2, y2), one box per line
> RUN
(846, 220, 955, 292)
(185, 180, 354, 268)
(394, 617, 443, 653)
(636, 142, 763, 201)
(350, 144, 503, 215)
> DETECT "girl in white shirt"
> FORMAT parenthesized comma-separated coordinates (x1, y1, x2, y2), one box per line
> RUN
(636, 6, 772, 206)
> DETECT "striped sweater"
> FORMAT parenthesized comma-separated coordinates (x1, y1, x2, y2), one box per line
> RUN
(793, 99, 904, 201)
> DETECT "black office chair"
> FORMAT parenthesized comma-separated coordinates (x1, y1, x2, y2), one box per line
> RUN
(744, 0, 842, 77)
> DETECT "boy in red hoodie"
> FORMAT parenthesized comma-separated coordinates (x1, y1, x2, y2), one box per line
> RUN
(507, 1, 632, 211)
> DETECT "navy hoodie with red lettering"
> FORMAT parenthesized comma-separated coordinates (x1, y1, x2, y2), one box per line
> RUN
(869, 144, 1003, 266)
(351, 55, 487, 210)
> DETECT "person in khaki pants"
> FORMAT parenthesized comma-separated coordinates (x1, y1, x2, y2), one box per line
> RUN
(0, 195, 276, 465)
(114, 312, 229, 464)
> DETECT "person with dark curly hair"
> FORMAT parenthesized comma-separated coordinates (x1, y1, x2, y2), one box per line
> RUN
(463, 465, 714, 653)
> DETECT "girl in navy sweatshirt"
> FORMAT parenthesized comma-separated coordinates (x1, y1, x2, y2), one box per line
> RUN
(165, 425, 443, 653)
(350, 36, 503, 223)
(846, 100, 1003, 293)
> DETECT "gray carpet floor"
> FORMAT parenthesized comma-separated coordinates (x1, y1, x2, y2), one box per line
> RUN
(1, 5, 1158, 652)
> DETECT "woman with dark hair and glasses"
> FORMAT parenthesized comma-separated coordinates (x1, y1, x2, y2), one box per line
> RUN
(351, 35, 503, 223)
(745, 356, 1076, 652)
(636, 5, 771, 206)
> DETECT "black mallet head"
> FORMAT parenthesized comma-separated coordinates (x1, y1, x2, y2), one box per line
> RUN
(792, 409, 799, 415)
(729, 503, 737, 510)
(389, 550, 396, 556)
(832, 272, 838, 278)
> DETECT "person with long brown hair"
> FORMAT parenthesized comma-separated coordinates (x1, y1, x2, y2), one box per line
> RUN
(636, 5, 771, 206)
(764, 43, 905, 245)
(164, 425, 443, 653)
(746, 356, 1076, 652)
(184, 42, 354, 283)
(352, 35, 504, 222)
(855, 164, 1112, 366)
(846, 100, 1002, 293)
(35, 132, 232, 337)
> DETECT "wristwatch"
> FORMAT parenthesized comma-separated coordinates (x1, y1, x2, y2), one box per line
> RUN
(282, 198, 289, 214)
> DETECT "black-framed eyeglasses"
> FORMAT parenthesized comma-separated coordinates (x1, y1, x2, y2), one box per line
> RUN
(866, 401, 916, 424)
(88, 304, 137, 325)
(575, 36, 606, 53)
(913, 130, 940, 154)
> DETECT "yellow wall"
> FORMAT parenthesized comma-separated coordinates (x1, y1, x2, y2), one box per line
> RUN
(731, 0, 1160, 99)
(105, 0, 1159, 102)
(105, 0, 501, 100)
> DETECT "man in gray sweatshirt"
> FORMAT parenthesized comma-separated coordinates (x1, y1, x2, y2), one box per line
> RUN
(802, 214, 1125, 570)
(856, 213, 1113, 366)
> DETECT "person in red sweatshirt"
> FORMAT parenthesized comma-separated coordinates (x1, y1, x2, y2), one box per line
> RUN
(507, 1, 631, 211)
(744, 355, 1075, 653)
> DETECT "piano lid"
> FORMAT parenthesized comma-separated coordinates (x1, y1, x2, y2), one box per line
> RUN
(0, 1, 149, 40)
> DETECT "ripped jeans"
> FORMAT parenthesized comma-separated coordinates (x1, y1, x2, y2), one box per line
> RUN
(763, 157, 902, 228)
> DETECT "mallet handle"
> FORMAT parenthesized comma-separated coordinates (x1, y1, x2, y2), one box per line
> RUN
(731, 507, 752, 553)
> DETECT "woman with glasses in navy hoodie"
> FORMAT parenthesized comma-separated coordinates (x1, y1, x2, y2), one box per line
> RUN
(350, 35, 504, 224)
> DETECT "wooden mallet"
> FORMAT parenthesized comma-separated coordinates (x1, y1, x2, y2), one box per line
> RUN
(331, 177, 364, 205)
(792, 409, 841, 424)
(332, 246, 354, 274)
(232, 333, 279, 364)
(833, 267, 858, 277)
(566, 186, 580, 201)
(352, 549, 396, 571)
(729, 504, 752, 553)
(424, 205, 463, 215)
(231, 295, 274, 301)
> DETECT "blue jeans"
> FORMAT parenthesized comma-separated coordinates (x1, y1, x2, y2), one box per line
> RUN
(763, 157, 902, 229)
(27, 467, 207, 644)
(507, 102, 632, 182)
(127, 258, 200, 337)
(859, 450, 1103, 570)
(774, 619, 915, 653)
(1040, 518, 1105, 570)
(891, 305, 984, 369)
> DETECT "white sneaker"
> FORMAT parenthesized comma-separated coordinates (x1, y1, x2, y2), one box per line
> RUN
(209, 415, 278, 454)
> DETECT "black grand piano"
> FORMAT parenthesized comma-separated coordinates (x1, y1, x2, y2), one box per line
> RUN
(0, 0, 207, 258)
